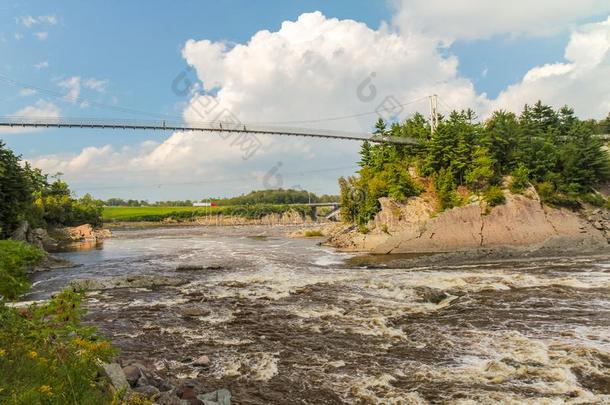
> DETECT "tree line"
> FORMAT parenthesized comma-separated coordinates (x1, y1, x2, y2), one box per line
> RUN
(103, 189, 339, 207)
(340, 102, 610, 227)
(0, 141, 103, 238)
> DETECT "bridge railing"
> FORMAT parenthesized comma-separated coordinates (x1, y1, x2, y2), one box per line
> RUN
(0, 116, 419, 145)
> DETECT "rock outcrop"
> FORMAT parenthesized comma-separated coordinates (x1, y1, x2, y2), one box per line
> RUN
(10, 221, 112, 252)
(11, 221, 56, 250)
(326, 188, 610, 255)
(193, 210, 314, 226)
(51, 224, 112, 247)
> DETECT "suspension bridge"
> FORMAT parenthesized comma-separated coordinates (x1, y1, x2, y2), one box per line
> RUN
(0, 117, 419, 145)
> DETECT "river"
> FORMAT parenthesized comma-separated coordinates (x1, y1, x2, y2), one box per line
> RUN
(26, 225, 610, 404)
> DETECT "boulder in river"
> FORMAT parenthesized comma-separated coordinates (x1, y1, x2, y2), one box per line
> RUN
(193, 355, 210, 367)
(70, 275, 188, 291)
(122, 365, 141, 386)
(415, 287, 449, 304)
(198, 389, 231, 405)
(180, 306, 211, 318)
(102, 363, 130, 392)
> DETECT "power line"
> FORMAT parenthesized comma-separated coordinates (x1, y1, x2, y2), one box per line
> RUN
(0, 73, 431, 126)
(254, 96, 430, 125)
(0, 117, 420, 145)
(0, 73, 179, 120)
(71, 165, 359, 191)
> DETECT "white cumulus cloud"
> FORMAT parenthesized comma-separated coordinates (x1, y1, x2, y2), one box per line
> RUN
(30, 11, 484, 198)
(493, 17, 610, 118)
(22, 10, 610, 199)
(0, 99, 60, 134)
(392, 0, 610, 42)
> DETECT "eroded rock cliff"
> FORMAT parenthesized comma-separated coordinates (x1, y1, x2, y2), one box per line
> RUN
(326, 188, 609, 255)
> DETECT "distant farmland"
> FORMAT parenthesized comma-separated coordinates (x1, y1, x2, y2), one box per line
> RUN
(102, 205, 310, 222)
(102, 206, 215, 221)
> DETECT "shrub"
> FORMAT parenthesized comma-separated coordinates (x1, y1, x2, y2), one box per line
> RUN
(303, 230, 323, 237)
(536, 181, 581, 209)
(435, 167, 462, 210)
(510, 165, 530, 194)
(0, 240, 44, 300)
(581, 192, 606, 207)
(0, 289, 116, 404)
(483, 186, 506, 207)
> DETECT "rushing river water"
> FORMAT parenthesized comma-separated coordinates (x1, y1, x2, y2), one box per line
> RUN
(27, 226, 610, 404)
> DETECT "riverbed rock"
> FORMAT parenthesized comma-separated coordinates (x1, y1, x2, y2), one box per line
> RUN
(177, 380, 204, 404)
(102, 363, 130, 391)
(122, 365, 141, 386)
(415, 287, 449, 304)
(70, 275, 188, 291)
(10, 221, 57, 250)
(133, 384, 160, 397)
(193, 355, 210, 367)
(156, 389, 189, 405)
(198, 389, 231, 405)
(180, 307, 211, 318)
(176, 264, 227, 272)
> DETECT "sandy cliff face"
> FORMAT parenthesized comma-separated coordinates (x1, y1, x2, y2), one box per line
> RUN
(327, 188, 609, 254)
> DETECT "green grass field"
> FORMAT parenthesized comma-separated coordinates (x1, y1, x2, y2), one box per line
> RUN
(102, 206, 216, 221)
(102, 204, 310, 222)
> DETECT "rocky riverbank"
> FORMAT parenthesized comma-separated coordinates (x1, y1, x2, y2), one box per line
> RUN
(326, 186, 610, 256)
(106, 210, 316, 229)
(102, 360, 231, 405)
(10, 221, 112, 272)
(11, 221, 112, 252)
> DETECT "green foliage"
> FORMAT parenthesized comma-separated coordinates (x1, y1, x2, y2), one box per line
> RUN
(0, 289, 116, 404)
(0, 240, 44, 300)
(581, 192, 606, 207)
(0, 141, 104, 232)
(483, 186, 506, 207)
(103, 204, 310, 222)
(303, 230, 323, 237)
(213, 189, 337, 206)
(434, 167, 461, 210)
(465, 146, 496, 190)
(339, 159, 421, 226)
(33, 178, 104, 228)
(559, 123, 610, 192)
(0, 142, 34, 238)
(536, 181, 581, 209)
(358, 224, 369, 234)
(340, 102, 610, 223)
(510, 165, 530, 194)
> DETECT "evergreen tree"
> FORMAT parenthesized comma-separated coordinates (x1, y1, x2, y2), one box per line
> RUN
(560, 122, 610, 191)
(484, 110, 519, 172)
(358, 141, 373, 168)
(0, 141, 33, 237)
(465, 147, 496, 190)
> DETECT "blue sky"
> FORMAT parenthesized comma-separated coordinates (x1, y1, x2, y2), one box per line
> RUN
(0, 1, 390, 156)
(1, 1, 609, 200)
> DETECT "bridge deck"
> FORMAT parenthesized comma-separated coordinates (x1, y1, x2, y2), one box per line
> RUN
(0, 117, 419, 145)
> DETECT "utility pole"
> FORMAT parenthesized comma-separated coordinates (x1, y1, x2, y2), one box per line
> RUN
(429, 94, 439, 136)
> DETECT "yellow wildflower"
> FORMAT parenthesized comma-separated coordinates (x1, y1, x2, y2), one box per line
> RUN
(28, 351, 38, 359)
(0, 348, 6, 357)
(38, 385, 53, 396)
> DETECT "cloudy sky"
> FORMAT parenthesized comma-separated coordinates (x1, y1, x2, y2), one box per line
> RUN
(2, 0, 610, 201)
